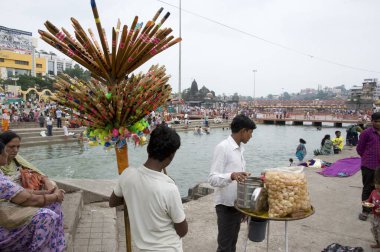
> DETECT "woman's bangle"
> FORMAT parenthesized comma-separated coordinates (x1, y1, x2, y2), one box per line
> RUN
(42, 194, 47, 206)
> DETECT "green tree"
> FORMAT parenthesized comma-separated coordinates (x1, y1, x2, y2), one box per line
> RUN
(199, 86, 210, 98)
(267, 94, 274, 99)
(283, 92, 291, 100)
(181, 88, 191, 101)
(315, 90, 329, 100)
(232, 92, 239, 102)
(3, 75, 54, 91)
(63, 64, 91, 81)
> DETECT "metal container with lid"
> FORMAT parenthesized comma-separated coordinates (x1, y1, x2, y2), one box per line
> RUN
(236, 176, 268, 213)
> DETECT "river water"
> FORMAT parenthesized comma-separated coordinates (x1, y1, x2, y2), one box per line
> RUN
(19, 124, 347, 197)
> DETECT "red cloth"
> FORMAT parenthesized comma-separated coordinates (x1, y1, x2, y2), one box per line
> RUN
(368, 189, 380, 217)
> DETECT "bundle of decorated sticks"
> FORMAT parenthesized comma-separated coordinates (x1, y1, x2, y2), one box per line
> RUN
(40, 0, 180, 130)
(39, 0, 181, 85)
(51, 64, 172, 129)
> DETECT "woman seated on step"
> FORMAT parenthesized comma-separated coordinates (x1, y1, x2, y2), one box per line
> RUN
(0, 140, 66, 251)
(314, 134, 334, 156)
(0, 131, 57, 191)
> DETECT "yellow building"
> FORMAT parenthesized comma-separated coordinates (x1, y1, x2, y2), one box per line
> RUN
(0, 26, 73, 80)
(0, 50, 46, 78)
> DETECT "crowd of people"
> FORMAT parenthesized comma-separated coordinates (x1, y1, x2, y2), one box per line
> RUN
(0, 96, 79, 137)
(288, 112, 380, 249)
(2, 96, 380, 251)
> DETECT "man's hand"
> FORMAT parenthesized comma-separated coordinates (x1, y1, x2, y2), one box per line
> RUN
(231, 172, 251, 183)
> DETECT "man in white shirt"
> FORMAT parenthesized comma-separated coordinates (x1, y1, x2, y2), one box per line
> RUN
(208, 114, 256, 252)
(109, 125, 188, 251)
(55, 108, 62, 128)
(45, 115, 54, 136)
(184, 113, 189, 129)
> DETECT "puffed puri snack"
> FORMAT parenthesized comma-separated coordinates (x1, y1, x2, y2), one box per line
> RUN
(265, 170, 311, 218)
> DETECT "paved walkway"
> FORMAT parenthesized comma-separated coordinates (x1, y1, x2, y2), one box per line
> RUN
(59, 146, 372, 251)
(73, 202, 118, 252)
(181, 147, 372, 251)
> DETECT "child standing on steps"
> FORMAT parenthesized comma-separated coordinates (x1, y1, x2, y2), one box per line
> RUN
(365, 168, 380, 248)
(295, 138, 307, 162)
(62, 120, 69, 137)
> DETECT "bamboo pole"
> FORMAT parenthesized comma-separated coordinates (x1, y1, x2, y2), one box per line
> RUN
(115, 145, 132, 252)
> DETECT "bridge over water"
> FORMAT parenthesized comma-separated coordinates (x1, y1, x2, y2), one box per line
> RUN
(256, 114, 364, 127)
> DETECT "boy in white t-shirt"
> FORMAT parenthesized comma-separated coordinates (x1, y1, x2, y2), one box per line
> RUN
(63, 120, 69, 137)
(109, 125, 188, 251)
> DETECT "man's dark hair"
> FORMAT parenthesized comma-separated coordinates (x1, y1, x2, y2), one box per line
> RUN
(372, 112, 380, 121)
(335, 130, 341, 134)
(230, 115, 256, 133)
(300, 138, 306, 144)
(147, 125, 181, 162)
(0, 131, 21, 145)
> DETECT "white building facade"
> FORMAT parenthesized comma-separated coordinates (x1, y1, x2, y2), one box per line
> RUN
(35, 51, 73, 77)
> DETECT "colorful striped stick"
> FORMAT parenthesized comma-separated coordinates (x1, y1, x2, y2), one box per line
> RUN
(115, 16, 138, 75)
(90, 0, 111, 67)
(70, 19, 111, 81)
(126, 29, 171, 71)
(116, 22, 143, 79)
(129, 37, 181, 73)
(114, 25, 128, 72)
(88, 28, 108, 69)
(111, 28, 117, 80)
(152, 7, 164, 22)
(44, 21, 96, 68)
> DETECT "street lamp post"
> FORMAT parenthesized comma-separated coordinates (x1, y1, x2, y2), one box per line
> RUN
(282, 88, 284, 100)
(177, 0, 182, 114)
(178, 0, 182, 99)
(252, 70, 257, 101)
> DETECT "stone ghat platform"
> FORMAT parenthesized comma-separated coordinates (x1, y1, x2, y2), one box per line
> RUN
(57, 146, 371, 251)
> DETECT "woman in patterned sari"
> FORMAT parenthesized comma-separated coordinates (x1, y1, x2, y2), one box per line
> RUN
(0, 141, 66, 251)
(0, 131, 56, 191)
(320, 134, 334, 155)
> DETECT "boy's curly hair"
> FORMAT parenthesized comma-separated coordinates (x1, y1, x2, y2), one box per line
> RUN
(147, 125, 181, 162)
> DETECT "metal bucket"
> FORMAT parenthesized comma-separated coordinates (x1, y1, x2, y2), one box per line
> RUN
(236, 177, 263, 209)
(248, 218, 268, 242)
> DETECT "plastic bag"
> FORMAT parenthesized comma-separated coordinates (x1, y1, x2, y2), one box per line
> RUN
(20, 168, 45, 190)
(263, 166, 304, 173)
(322, 243, 364, 252)
(264, 169, 311, 218)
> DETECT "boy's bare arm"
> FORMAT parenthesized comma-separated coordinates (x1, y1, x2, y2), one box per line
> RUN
(109, 191, 124, 207)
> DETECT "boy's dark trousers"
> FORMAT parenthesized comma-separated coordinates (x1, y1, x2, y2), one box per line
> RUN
(216, 205, 243, 252)
(362, 166, 375, 213)
(57, 118, 62, 128)
(47, 125, 53, 136)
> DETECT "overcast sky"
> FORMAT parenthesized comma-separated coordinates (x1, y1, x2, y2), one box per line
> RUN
(1, 0, 380, 97)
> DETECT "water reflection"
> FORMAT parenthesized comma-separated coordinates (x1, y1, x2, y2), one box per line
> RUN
(20, 125, 345, 196)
